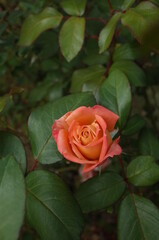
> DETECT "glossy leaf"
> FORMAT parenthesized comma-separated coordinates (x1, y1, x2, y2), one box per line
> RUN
(118, 194, 159, 240)
(59, 17, 85, 62)
(127, 156, 159, 186)
(28, 93, 96, 164)
(121, 0, 135, 10)
(82, 79, 101, 102)
(19, 7, 63, 46)
(99, 69, 132, 129)
(122, 114, 145, 136)
(26, 170, 84, 240)
(0, 156, 25, 240)
(110, 60, 146, 86)
(113, 43, 141, 61)
(0, 131, 26, 173)
(139, 128, 159, 161)
(70, 65, 105, 93)
(99, 13, 122, 53)
(75, 172, 125, 213)
(61, 0, 86, 16)
(121, 1, 159, 51)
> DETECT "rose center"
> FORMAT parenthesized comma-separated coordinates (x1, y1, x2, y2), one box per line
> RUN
(81, 128, 89, 138)
(76, 122, 101, 146)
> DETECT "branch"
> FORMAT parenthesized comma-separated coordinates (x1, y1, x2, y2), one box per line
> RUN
(86, 17, 107, 24)
(30, 159, 38, 172)
(119, 156, 133, 195)
(107, 0, 113, 16)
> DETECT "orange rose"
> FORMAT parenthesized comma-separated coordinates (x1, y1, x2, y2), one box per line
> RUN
(52, 105, 122, 173)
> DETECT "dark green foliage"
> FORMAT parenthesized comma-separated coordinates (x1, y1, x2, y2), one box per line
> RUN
(0, 0, 159, 239)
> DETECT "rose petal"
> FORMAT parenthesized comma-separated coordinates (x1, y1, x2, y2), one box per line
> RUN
(82, 162, 98, 173)
(104, 137, 122, 159)
(95, 114, 108, 163)
(52, 111, 71, 142)
(75, 140, 103, 160)
(57, 129, 96, 164)
(83, 137, 122, 173)
(68, 121, 88, 160)
(71, 142, 87, 160)
(92, 105, 119, 131)
(66, 106, 95, 126)
(68, 117, 104, 160)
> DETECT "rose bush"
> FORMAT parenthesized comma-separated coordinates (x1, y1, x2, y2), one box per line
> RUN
(52, 105, 122, 173)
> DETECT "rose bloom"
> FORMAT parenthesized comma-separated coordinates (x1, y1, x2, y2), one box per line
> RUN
(52, 105, 122, 173)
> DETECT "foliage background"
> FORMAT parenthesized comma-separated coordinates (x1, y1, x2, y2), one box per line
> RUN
(0, 0, 159, 239)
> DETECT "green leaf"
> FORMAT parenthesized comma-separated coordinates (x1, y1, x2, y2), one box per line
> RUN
(0, 156, 25, 240)
(121, 0, 135, 10)
(82, 79, 101, 102)
(61, 0, 86, 16)
(122, 114, 145, 136)
(118, 194, 159, 240)
(99, 69, 132, 129)
(121, 1, 159, 51)
(83, 52, 109, 66)
(75, 172, 125, 213)
(28, 92, 96, 164)
(0, 131, 26, 173)
(28, 78, 54, 104)
(139, 128, 159, 161)
(28, 103, 62, 165)
(70, 65, 105, 93)
(99, 12, 122, 53)
(113, 43, 141, 61)
(19, 7, 63, 46)
(127, 156, 159, 186)
(83, 39, 110, 66)
(26, 170, 84, 240)
(59, 17, 85, 62)
(110, 60, 146, 86)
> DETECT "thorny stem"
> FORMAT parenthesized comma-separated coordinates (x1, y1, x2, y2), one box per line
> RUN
(86, 17, 107, 24)
(30, 159, 38, 172)
(103, 0, 122, 77)
(104, 37, 116, 77)
(107, 0, 113, 16)
(89, 35, 99, 40)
